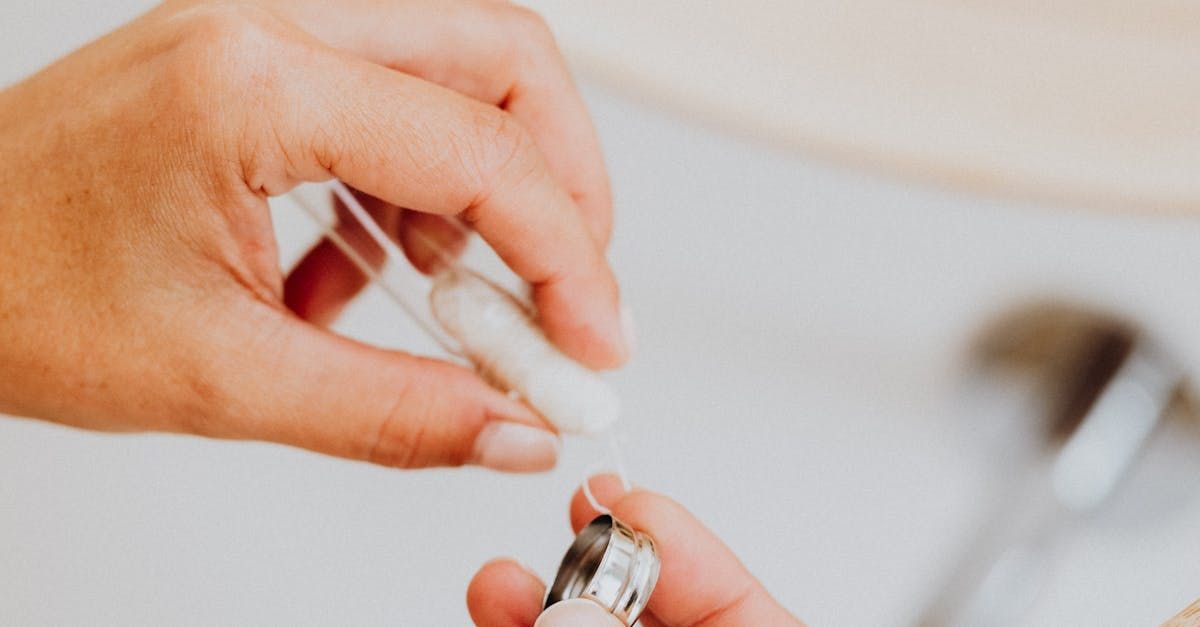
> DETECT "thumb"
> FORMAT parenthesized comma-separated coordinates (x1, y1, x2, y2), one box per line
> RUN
(196, 305, 557, 472)
(535, 600, 623, 627)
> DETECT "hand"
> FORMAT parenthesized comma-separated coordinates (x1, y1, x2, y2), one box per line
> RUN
(0, 0, 627, 472)
(467, 475, 804, 627)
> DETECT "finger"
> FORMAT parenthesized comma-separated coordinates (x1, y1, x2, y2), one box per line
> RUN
(283, 192, 398, 326)
(264, 0, 613, 244)
(467, 558, 545, 627)
(284, 210, 466, 323)
(569, 476, 804, 627)
(569, 474, 634, 532)
(284, 189, 466, 323)
(196, 302, 558, 473)
(398, 211, 469, 275)
(283, 236, 367, 327)
(265, 36, 627, 368)
(535, 599, 624, 627)
(465, 561, 625, 627)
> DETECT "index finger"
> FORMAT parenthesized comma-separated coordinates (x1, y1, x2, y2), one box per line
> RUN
(570, 476, 804, 627)
(268, 33, 627, 368)
(262, 0, 614, 244)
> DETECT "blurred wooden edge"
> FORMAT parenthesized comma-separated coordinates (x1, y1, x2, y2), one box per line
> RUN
(567, 51, 1196, 216)
(530, 1, 1200, 214)
(1163, 598, 1200, 626)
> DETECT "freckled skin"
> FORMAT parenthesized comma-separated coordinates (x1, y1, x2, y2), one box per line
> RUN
(0, 0, 621, 466)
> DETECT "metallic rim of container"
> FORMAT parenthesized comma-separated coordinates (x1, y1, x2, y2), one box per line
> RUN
(545, 514, 660, 625)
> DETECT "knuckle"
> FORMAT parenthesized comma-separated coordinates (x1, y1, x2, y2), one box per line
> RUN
(482, 108, 533, 165)
(488, 3, 557, 63)
(164, 4, 284, 98)
(364, 360, 486, 469)
(504, 4, 555, 45)
(171, 4, 275, 52)
(364, 364, 444, 469)
(464, 108, 540, 207)
(159, 3, 300, 191)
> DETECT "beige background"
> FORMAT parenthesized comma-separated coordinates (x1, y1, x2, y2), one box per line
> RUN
(526, 0, 1200, 211)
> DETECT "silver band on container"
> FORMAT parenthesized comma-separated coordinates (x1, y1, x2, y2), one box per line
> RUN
(545, 515, 660, 625)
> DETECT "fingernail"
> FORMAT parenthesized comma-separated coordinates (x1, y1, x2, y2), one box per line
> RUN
(535, 599, 623, 627)
(471, 422, 559, 473)
(619, 303, 637, 359)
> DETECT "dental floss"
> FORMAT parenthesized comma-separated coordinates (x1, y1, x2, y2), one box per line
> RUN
(581, 464, 613, 516)
(290, 187, 464, 357)
(291, 182, 650, 618)
(579, 432, 633, 515)
(607, 431, 633, 492)
(290, 181, 623, 435)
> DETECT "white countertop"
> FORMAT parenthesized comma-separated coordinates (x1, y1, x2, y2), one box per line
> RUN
(2, 3, 1199, 625)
